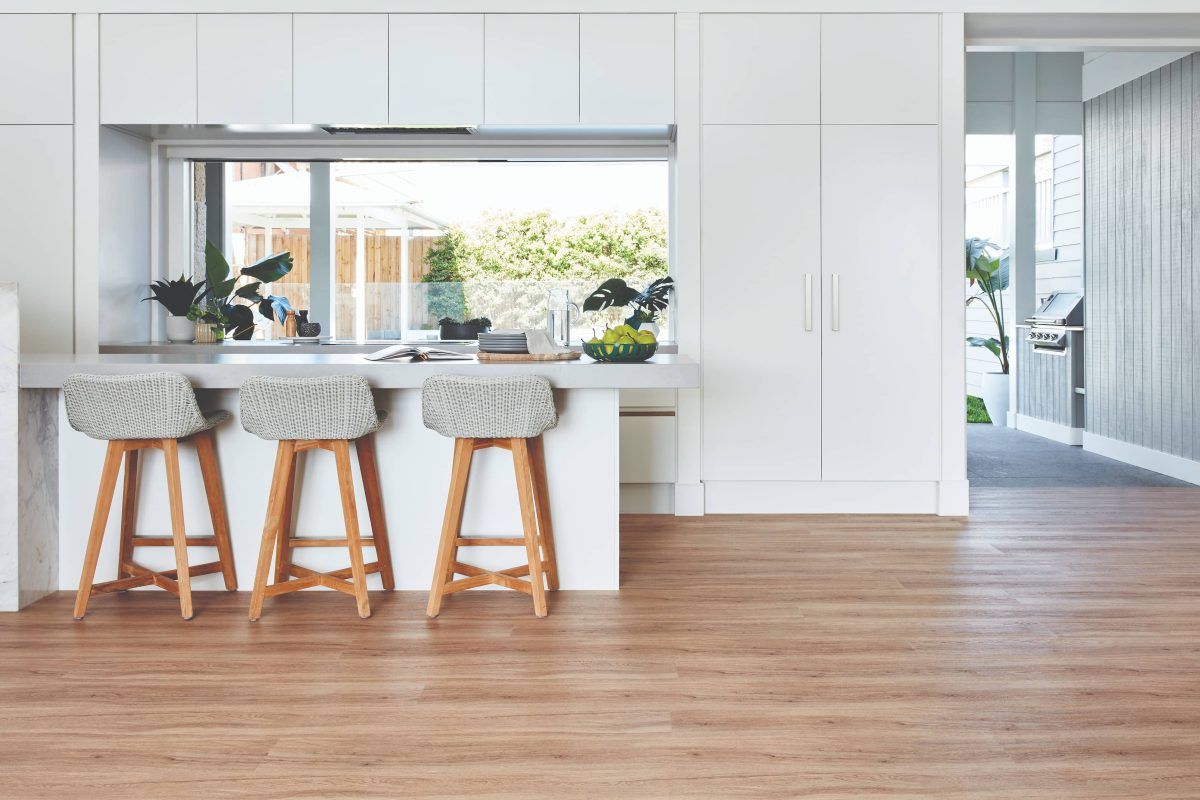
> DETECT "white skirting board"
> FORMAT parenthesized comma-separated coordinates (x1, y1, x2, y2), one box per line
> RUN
(1083, 432, 1200, 486)
(1016, 414, 1083, 446)
(704, 481, 943, 514)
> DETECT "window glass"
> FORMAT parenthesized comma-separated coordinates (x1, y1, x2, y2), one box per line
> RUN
(200, 159, 669, 343)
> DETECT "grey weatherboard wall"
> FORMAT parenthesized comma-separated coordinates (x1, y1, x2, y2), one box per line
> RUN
(1084, 52, 1200, 461)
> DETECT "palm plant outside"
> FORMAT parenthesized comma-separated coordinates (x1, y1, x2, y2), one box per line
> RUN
(965, 237, 1010, 374)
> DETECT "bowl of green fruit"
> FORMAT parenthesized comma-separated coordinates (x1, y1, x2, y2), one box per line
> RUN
(584, 324, 659, 362)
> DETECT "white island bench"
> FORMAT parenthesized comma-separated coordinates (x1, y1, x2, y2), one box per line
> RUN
(5, 349, 698, 610)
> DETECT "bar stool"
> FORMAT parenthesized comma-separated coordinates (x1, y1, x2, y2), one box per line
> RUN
(241, 375, 394, 620)
(422, 374, 560, 618)
(64, 372, 238, 620)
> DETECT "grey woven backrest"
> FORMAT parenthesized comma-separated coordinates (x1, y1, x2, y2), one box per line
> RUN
(240, 375, 382, 441)
(422, 374, 558, 439)
(63, 372, 212, 440)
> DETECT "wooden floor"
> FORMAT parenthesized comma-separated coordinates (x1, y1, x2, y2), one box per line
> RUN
(2, 487, 1199, 799)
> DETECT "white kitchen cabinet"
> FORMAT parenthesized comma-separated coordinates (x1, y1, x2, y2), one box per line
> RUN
(484, 14, 579, 125)
(580, 14, 674, 124)
(197, 14, 292, 124)
(821, 14, 940, 124)
(620, 415, 677, 484)
(293, 14, 388, 125)
(0, 126, 74, 353)
(821, 125, 941, 480)
(0, 15, 73, 124)
(701, 125, 822, 481)
(389, 14, 484, 125)
(700, 14, 820, 125)
(100, 14, 197, 124)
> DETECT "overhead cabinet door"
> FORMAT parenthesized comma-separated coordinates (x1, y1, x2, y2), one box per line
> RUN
(701, 125, 822, 482)
(484, 14, 579, 124)
(700, 14, 820, 124)
(821, 14, 940, 124)
(389, 14, 484, 125)
(293, 14, 389, 124)
(197, 14, 293, 124)
(580, 14, 674, 124)
(821, 125, 941, 481)
(0, 14, 73, 123)
(100, 14, 197, 124)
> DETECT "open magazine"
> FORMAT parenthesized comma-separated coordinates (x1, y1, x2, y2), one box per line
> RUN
(364, 345, 475, 362)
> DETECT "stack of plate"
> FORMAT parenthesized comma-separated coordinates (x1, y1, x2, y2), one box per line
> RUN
(477, 331, 529, 354)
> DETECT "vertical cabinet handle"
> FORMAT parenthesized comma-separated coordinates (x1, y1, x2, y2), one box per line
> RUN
(804, 273, 813, 331)
(831, 274, 840, 332)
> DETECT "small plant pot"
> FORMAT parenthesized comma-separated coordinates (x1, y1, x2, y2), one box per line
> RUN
(440, 322, 490, 340)
(165, 315, 194, 343)
(193, 322, 222, 344)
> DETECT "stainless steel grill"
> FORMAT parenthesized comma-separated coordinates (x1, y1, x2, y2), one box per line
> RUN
(1024, 291, 1083, 353)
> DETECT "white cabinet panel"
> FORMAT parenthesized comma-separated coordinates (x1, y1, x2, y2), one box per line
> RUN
(821, 14, 940, 124)
(293, 14, 388, 124)
(100, 14, 197, 124)
(485, 14, 579, 125)
(0, 126, 74, 353)
(620, 416, 676, 484)
(580, 14, 674, 124)
(0, 15, 73, 123)
(389, 14, 483, 125)
(197, 14, 292, 124)
(702, 125, 822, 482)
(821, 125, 940, 480)
(701, 14, 820, 125)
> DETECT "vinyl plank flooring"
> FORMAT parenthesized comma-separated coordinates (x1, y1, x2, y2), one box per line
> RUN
(1, 488, 1199, 798)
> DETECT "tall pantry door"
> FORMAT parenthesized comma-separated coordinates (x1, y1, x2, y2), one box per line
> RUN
(701, 125, 823, 481)
(821, 124, 942, 481)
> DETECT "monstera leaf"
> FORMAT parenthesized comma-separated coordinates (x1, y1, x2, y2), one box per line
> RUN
(582, 278, 641, 312)
(632, 276, 674, 314)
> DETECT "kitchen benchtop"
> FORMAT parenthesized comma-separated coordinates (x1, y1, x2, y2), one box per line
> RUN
(19, 352, 699, 390)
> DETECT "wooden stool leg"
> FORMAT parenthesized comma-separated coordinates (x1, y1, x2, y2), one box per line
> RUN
(116, 448, 140, 581)
(333, 440, 371, 619)
(274, 450, 298, 583)
(527, 435, 559, 591)
(161, 438, 193, 620)
(74, 441, 124, 619)
(356, 433, 395, 590)
(511, 438, 548, 618)
(249, 441, 294, 621)
(195, 430, 237, 591)
(427, 437, 474, 617)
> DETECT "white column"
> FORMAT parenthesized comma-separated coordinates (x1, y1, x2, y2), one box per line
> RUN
(672, 12, 704, 516)
(399, 226, 411, 340)
(1009, 53, 1038, 426)
(73, 14, 100, 354)
(355, 216, 367, 342)
(309, 163, 333, 335)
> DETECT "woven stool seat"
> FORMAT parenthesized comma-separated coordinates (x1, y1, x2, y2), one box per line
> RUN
(64, 372, 228, 440)
(421, 374, 557, 440)
(240, 375, 385, 441)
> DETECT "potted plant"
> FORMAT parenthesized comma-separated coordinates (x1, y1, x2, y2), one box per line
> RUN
(582, 277, 674, 338)
(965, 237, 1011, 426)
(438, 316, 492, 341)
(187, 300, 229, 344)
(203, 241, 295, 340)
(145, 274, 206, 343)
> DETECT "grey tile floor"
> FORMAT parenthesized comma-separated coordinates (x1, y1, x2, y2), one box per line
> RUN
(967, 423, 1194, 488)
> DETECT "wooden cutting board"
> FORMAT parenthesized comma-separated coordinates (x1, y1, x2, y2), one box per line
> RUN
(476, 351, 581, 362)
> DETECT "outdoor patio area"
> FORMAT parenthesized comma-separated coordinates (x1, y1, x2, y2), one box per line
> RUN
(968, 424, 1193, 488)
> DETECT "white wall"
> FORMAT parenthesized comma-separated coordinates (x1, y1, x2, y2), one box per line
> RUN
(1038, 135, 1082, 298)
(98, 127, 151, 344)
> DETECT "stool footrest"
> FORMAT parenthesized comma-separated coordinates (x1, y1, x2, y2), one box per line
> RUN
(130, 536, 219, 547)
(455, 537, 527, 547)
(445, 560, 552, 596)
(288, 537, 377, 548)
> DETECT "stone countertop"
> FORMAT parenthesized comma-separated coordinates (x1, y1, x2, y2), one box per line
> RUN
(19, 353, 699, 390)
